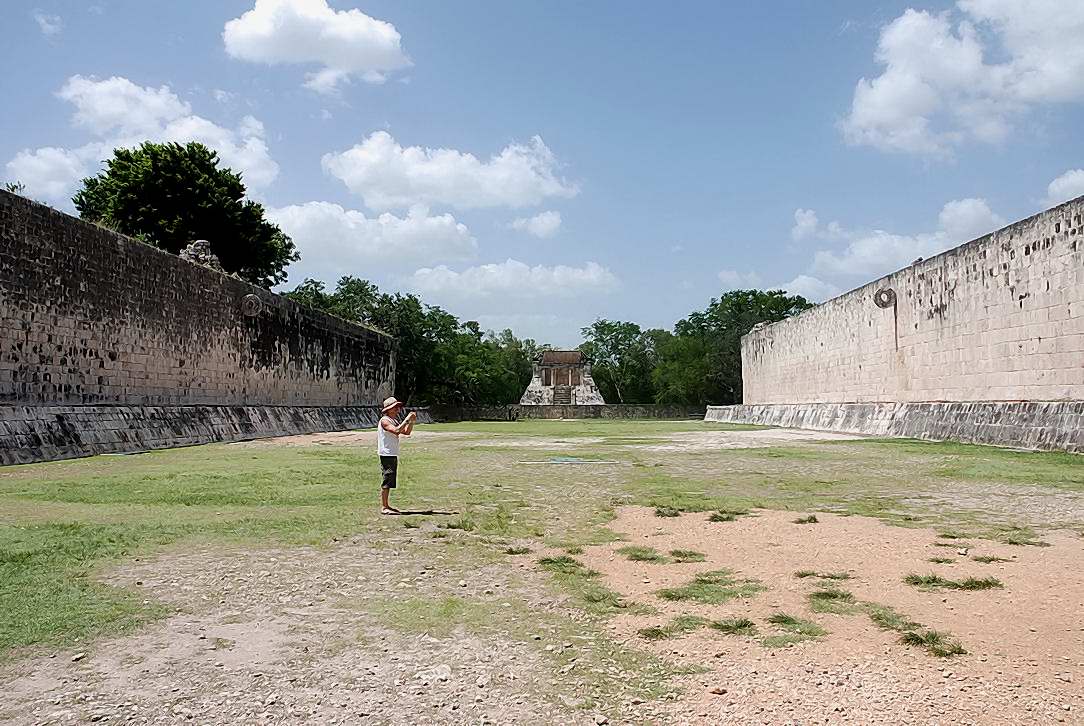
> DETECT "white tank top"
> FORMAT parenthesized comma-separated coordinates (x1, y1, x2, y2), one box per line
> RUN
(377, 417, 400, 456)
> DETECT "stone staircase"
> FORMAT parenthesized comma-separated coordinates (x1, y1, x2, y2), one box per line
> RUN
(552, 385, 572, 405)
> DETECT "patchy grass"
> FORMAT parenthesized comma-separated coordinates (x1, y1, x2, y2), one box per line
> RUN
(900, 629, 967, 657)
(761, 613, 826, 647)
(709, 617, 758, 636)
(794, 569, 818, 578)
(708, 509, 750, 523)
(928, 557, 955, 564)
(538, 556, 598, 577)
(795, 570, 852, 580)
(504, 545, 531, 555)
(637, 615, 708, 640)
(654, 506, 681, 518)
(807, 587, 860, 614)
(657, 569, 763, 605)
(617, 545, 668, 563)
(866, 603, 922, 633)
(669, 549, 706, 563)
(792, 515, 819, 525)
(997, 528, 1049, 547)
(564, 545, 584, 555)
(971, 554, 1011, 563)
(903, 573, 1003, 591)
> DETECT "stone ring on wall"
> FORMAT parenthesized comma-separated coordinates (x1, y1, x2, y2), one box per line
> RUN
(873, 288, 896, 309)
(241, 293, 264, 317)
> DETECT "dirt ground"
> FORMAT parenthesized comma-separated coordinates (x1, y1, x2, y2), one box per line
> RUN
(2, 422, 1083, 725)
(583, 507, 1084, 724)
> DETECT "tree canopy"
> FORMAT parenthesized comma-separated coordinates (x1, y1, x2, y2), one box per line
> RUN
(73, 141, 298, 287)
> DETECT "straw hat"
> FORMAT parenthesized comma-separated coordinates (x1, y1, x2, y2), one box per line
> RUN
(381, 396, 402, 413)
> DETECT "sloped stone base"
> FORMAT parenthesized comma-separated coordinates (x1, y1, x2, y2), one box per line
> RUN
(704, 401, 1083, 452)
(0, 405, 433, 465)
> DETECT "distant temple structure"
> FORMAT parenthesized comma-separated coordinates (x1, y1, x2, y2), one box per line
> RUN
(519, 350, 606, 405)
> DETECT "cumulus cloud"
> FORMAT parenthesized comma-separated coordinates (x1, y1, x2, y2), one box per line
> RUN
(791, 209, 819, 241)
(510, 210, 562, 238)
(410, 259, 617, 300)
(810, 197, 1003, 279)
(841, 2, 1084, 156)
(779, 275, 842, 302)
(269, 202, 476, 282)
(322, 131, 579, 211)
(4, 75, 278, 203)
(1044, 169, 1084, 207)
(33, 11, 63, 37)
(717, 269, 763, 290)
(223, 0, 411, 94)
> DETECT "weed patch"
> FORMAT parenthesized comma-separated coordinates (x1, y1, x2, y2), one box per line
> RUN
(928, 557, 955, 564)
(900, 629, 966, 657)
(793, 515, 819, 525)
(617, 546, 668, 563)
(971, 554, 1010, 563)
(638, 615, 708, 640)
(654, 506, 681, 518)
(807, 587, 859, 614)
(709, 617, 757, 636)
(761, 612, 826, 647)
(903, 573, 1003, 590)
(657, 570, 763, 604)
(669, 549, 706, 563)
(504, 546, 531, 555)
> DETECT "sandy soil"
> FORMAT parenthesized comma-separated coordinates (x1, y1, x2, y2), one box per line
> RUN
(582, 506, 1084, 724)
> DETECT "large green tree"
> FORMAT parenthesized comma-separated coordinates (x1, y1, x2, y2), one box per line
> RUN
(578, 319, 660, 403)
(663, 289, 814, 404)
(73, 141, 298, 287)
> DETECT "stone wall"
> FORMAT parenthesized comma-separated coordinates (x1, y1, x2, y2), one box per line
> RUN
(705, 402, 1083, 453)
(742, 196, 1084, 405)
(0, 190, 396, 463)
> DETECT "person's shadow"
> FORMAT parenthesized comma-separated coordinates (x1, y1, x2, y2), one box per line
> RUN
(394, 509, 456, 516)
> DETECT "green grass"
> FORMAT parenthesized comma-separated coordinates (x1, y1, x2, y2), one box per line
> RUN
(617, 545, 668, 563)
(637, 615, 708, 640)
(761, 612, 826, 647)
(793, 515, 819, 525)
(708, 509, 750, 522)
(709, 617, 757, 636)
(899, 629, 967, 657)
(903, 573, 1004, 590)
(795, 570, 851, 580)
(928, 557, 955, 564)
(657, 569, 763, 604)
(866, 603, 922, 633)
(669, 549, 706, 563)
(807, 587, 859, 614)
(971, 554, 1010, 563)
(654, 506, 681, 518)
(538, 556, 598, 577)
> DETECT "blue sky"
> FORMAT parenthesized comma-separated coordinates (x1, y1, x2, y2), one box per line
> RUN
(4, 1, 1084, 345)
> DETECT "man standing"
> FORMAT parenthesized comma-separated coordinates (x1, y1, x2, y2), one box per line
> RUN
(378, 397, 416, 515)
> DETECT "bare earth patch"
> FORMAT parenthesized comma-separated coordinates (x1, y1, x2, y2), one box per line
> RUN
(637, 428, 864, 452)
(581, 506, 1084, 724)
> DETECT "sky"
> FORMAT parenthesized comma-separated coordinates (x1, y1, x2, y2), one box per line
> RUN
(4, 0, 1084, 346)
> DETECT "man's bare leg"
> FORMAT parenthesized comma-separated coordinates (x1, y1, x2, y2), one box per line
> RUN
(381, 486, 399, 514)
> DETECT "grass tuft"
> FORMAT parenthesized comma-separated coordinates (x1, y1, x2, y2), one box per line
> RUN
(708, 509, 749, 523)
(807, 587, 859, 614)
(637, 615, 708, 640)
(761, 612, 826, 647)
(899, 629, 967, 657)
(903, 573, 1003, 590)
(504, 545, 531, 555)
(657, 569, 763, 604)
(793, 515, 819, 525)
(866, 603, 922, 633)
(617, 545, 668, 563)
(669, 549, 706, 563)
(709, 617, 757, 636)
(654, 506, 681, 518)
(971, 554, 1010, 563)
(538, 556, 598, 577)
(928, 557, 955, 564)
(794, 569, 818, 578)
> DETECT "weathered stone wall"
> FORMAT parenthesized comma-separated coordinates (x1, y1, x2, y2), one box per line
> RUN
(742, 196, 1084, 405)
(0, 190, 396, 463)
(705, 402, 1083, 453)
(434, 404, 705, 421)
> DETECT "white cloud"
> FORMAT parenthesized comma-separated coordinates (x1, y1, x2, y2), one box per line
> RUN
(223, 0, 411, 94)
(270, 202, 476, 282)
(1044, 169, 1084, 208)
(4, 75, 278, 203)
(322, 131, 579, 211)
(841, 3, 1084, 156)
(780, 275, 841, 302)
(33, 11, 63, 37)
(791, 208, 819, 241)
(5, 147, 86, 200)
(717, 269, 763, 290)
(810, 197, 1003, 279)
(410, 259, 617, 300)
(212, 89, 236, 104)
(510, 210, 562, 238)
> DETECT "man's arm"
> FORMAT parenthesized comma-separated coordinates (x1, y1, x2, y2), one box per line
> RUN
(402, 411, 417, 435)
(380, 416, 410, 435)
